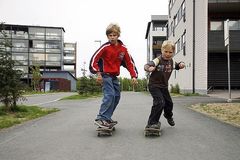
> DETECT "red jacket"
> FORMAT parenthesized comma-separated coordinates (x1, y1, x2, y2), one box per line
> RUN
(89, 40, 138, 78)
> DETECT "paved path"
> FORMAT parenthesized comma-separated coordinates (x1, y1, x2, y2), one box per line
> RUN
(0, 92, 239, 160)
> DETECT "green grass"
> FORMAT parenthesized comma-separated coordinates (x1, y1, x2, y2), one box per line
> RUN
(183, 93, 201, 96)
(61, 93, 102, 100)
(23, 90, 64, 95)
(0, 105, 59, 129)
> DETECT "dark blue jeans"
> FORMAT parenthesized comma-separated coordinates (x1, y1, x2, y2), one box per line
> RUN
(147, 86, 173, 125)
(96, 74, 120, 120)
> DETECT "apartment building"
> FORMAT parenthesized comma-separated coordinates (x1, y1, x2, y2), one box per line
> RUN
(145, 15, 168, 63)
(64, 42, 77, 77)
(0, 24, 77, 91)
(167, 0, 240, 94)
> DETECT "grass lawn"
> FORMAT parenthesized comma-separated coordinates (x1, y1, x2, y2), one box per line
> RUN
(0, 105, 59, 129)
(190, 103, 240, 127)
(0, 93, 101, 130)
(60, 93, 102, 100)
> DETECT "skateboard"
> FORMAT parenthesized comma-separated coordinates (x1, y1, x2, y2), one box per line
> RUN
(96, 126, 115, 136)
(144, 123, 161, 137)
(144, 127, 161, 136)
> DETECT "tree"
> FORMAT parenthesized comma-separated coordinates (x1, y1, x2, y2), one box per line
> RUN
(0, 23, 26, 111)
(31, 65, 42, 91)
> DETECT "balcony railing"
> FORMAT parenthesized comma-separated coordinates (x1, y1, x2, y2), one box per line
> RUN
(209, 0, 240, 3)
(152, 44, 162, 49)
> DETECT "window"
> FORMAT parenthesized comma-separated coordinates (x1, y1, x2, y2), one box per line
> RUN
(46, 28, 62, 40)
(29, 27, 45, 39)
(30, 53, 45, 61)
(210, 21, 223, 30)
(181, 30, 186, 49)
(177, 39, 180, 53)
(33, 40, 44, 48)
(181, 31, 186, 56)
(175, 42, 178, 54)
(229, 20, 240, 30)
(182, 1, 186, 22)
(46, 41, 61, 49)
(13, 66, 28, 74)
(169, 21, 173, 36)
(153, 23, 166, 31)
(46, 53, 61, 61)
(46, 61, 61, 66)
(12, 52, 28, 61)
(12, 39, 28, 48)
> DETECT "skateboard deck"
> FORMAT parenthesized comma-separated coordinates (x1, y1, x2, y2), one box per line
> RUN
(96, 126, 115, 136)
(144, 127, 161, 137)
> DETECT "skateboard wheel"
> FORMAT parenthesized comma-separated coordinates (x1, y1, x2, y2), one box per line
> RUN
(144, 131, 148, 137)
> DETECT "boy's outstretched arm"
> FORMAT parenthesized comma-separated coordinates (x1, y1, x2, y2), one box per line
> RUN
(144, 60, 157, 72)
(174, 61, 185, 70)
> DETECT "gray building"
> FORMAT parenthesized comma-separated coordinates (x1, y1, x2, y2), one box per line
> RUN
(0, 24, 77, 91)
(64, 42, 77, 77)
(0, 24, 65, 83)
(167, 0, 240, 94)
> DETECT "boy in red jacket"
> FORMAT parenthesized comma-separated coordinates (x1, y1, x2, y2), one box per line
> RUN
(89, 23, 138, 128)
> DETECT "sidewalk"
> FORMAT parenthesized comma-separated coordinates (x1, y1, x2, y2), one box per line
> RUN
(0, 92, 239, 160)
(208, 89, 240, 100)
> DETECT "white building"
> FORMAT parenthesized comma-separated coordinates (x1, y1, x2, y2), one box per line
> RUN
(167, 0, 240, 94)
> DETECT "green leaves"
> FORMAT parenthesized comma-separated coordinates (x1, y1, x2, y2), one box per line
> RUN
(0, 23, 26, 112)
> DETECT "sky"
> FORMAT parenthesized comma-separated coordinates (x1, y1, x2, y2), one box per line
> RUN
(0, 0, 168, 78)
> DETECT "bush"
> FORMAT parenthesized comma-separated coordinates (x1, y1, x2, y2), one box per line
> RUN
(77, 76, 148, 95)
(170, 84, 180, 94)
(77, 76, 101, 95)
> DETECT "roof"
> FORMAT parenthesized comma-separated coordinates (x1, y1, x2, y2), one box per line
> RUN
(3, 23, 65, 32)
(151, 15, 168, 21)
(42, 71, 77, 80)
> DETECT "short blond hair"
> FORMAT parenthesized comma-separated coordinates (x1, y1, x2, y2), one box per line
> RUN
(161, 40, 175, 51)
(106, 23, 121, 36)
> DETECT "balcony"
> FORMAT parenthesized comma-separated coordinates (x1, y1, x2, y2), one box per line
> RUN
(208, 30, 240, 53)
(209, 1, 240, 14)
(152, 44, 162, 50)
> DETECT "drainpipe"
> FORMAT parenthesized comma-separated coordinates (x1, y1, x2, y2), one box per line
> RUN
(192, 0, 196, 94)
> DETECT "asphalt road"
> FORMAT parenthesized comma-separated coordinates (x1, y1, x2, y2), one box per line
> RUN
(0, 92, 239, 160)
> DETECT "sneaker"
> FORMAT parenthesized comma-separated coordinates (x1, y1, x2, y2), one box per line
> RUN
(150, 122, 161, 129)
(166, 117, 175, 126)
(146, 122, 161, 129)
(94, 119, 111, 128)
(108, 119, 118, 126)
(164, 114, 175, 126)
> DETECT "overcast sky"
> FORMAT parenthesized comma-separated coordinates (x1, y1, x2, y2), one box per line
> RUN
(0, 0, 168, 78)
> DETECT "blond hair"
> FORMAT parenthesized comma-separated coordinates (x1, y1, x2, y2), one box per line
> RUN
(161, 40, 175, 51)
(106, 23, 121, 36)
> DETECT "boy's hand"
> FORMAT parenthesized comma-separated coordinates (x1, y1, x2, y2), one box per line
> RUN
(148, 66, 156, 72)
(131, 77, 138, 85)
(179, 62, 185, 69)
(96, 72, 103, 84)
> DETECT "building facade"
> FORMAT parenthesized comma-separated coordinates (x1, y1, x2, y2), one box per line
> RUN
(167, 0, 240, 94)
(64, 42, 77, 77)
(145, 15, 168, 63)
(0, 24, 77, 91)
(42, 71, 77, 91)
